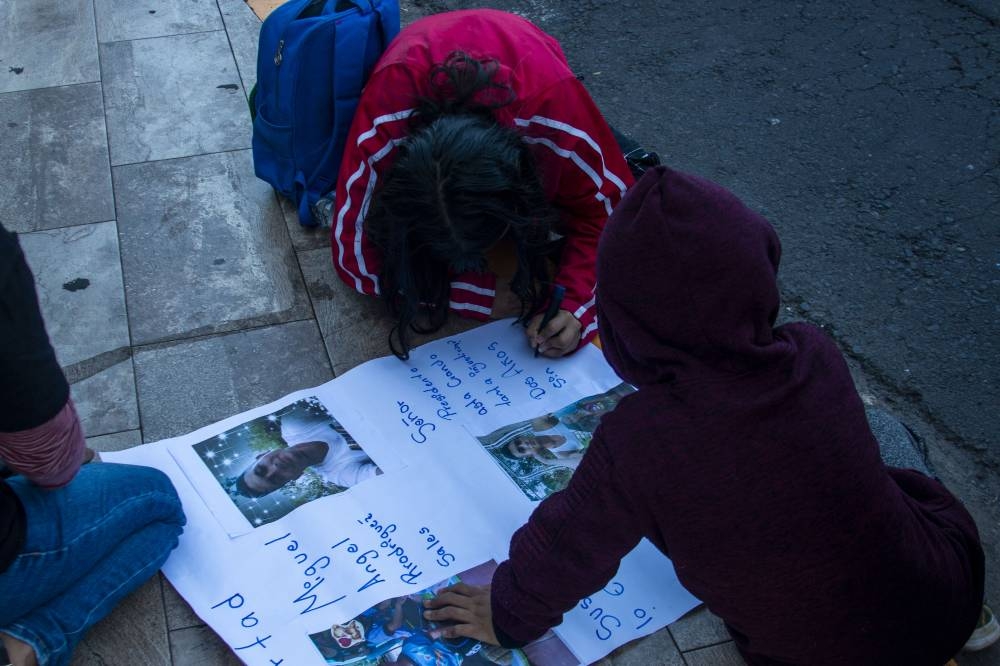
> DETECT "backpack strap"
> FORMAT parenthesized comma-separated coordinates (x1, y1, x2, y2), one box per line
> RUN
(331, 2, 374, 101)
(371, 0, 401, 54)
(330, 0, 400, 131)
(296, 0, 398, 226)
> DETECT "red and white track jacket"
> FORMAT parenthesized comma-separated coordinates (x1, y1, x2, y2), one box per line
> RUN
(330, 9, 634, 346)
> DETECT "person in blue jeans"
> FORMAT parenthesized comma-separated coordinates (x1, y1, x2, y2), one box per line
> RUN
(0, 223, 186, 666)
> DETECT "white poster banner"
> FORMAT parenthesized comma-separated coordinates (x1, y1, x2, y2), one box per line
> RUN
(105, 320, 700, 665)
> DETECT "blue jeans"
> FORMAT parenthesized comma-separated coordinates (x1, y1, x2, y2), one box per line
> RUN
(0, 463, 185, 666)
(865, 407, 934, 476)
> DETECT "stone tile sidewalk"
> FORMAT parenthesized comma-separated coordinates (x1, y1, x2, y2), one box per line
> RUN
(1, 0, 736, 663)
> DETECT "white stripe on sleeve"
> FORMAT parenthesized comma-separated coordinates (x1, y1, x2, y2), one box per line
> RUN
(449, 301, 492, 316)
(573, 294, 596, 320)
(520, 136, 614, 216)
(333, 108, 414, 295)
(450, 281, 496, 297)
(515, 115, 628, 195)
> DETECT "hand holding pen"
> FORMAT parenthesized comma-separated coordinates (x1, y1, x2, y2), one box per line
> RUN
(528, 284, 582, 358)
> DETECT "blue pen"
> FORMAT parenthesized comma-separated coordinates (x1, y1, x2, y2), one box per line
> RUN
(535, 284, 566, 357)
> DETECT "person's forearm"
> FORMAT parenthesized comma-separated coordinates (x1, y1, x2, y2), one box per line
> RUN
(0, 398, 86, 488)
(491, 436, 643, 644)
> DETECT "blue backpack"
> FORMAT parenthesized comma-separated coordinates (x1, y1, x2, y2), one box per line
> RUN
(251, 0, 400, 227)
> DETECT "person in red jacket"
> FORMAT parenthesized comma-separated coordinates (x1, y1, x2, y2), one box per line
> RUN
(423, 167, 993, 665)
(330, 9, 635, 360)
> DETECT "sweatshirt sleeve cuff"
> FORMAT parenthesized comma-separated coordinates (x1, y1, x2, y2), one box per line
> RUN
(0, 398, 86, 488)
(560, 296, 599, 350)
(493, 621, 529, 650)
(449, 271, 497, 321)
(490, 585, 532, 649)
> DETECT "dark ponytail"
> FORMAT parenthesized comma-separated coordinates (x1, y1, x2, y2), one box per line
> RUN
(365, 52, 557, 360)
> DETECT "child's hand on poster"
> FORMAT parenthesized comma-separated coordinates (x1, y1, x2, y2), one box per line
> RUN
(527, 309, 581, 357)
(423, 582, 499, 645)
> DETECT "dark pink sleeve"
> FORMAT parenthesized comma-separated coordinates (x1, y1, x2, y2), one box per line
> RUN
(0, 398, 86, 488)
(331, 66, 418, 300)
(516, 77, 635, 348)
(490, 430, 644, 644)
(449, 271, 497, 321)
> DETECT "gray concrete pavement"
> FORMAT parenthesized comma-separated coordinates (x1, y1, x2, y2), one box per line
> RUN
(1, 0, 997, 664)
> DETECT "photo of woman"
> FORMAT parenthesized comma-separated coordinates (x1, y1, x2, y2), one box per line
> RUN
(477, 384, 634, 500)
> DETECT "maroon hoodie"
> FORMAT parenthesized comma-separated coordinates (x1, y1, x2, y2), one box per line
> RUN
(490, 167, 983, 665)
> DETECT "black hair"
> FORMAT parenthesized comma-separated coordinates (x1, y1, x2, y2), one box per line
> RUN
(364, 52, 558, 360)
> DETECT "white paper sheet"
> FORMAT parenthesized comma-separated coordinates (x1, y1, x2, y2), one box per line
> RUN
(104, 320, 700, 665)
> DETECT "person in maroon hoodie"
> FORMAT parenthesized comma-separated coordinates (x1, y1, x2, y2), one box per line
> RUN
(424, 167, 990, 664)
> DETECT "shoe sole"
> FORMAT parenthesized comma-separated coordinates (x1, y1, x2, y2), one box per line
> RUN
(964, 619, 1000, 651)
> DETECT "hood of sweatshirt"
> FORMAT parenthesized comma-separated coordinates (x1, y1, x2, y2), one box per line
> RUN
(596, 166, 789, 387)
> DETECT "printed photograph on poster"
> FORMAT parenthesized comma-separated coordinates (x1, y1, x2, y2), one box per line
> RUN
(308, 560, 576, 666)
(477, 383, 635, 501)
(190, 396, 380, 527)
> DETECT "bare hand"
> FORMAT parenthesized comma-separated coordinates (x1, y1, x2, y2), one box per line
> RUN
(526, 310, 582, 357)
(422, 583, 499, 645)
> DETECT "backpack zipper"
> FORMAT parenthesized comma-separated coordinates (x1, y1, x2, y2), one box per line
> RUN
(273, 38, 284, 104)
